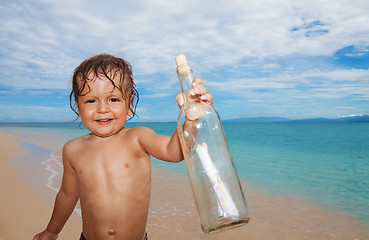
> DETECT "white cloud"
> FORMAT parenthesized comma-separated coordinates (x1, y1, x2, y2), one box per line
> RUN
(141, 93, 171, 99)
(0, 0, 368, 120)
(208, 68, 369, 89)
(249, 100, 264, 103)
(337, 113, 368, 118)
(1, 0, 369, 84)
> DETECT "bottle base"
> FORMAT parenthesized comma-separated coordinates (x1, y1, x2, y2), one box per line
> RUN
(203, 217, 250, 234)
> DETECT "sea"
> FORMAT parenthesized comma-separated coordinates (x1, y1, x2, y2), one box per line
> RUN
(2, 121, 369, 225)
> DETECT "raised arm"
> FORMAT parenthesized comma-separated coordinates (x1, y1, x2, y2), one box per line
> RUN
(137, 127, 183, 162)
(33, 143, 79, 240)
(139, 78, 213, 163)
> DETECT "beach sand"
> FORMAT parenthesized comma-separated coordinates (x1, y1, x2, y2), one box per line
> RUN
(149, 168, 369, 240)
(1, 129, 369, 240)
(0, 132, 81, 240)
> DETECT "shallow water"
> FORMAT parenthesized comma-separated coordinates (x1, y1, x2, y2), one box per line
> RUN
(2, 121, 369, 224)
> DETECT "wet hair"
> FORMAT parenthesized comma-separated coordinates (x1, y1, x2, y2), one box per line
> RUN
(70, 53, 139, 121)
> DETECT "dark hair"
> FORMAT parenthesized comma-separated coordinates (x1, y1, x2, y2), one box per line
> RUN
(70, 53, 139, 121)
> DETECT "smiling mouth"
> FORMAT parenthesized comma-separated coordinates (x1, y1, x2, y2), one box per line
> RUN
(96, 119, 113, 125)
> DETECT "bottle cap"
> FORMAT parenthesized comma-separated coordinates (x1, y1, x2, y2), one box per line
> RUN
(175, 54, 188, 67)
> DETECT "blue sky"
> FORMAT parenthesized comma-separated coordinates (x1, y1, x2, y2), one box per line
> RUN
(0, 0, 368, 122)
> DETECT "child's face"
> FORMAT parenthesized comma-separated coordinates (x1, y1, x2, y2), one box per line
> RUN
(76, 73, 131, 138)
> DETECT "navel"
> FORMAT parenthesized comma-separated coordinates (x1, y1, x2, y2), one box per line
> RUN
(108, 229, 116, 236)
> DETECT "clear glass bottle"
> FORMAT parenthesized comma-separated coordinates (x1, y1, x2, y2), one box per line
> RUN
(175, 54, 250, 233)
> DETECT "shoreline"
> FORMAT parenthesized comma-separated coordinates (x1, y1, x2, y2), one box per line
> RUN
(1, 128, 369, 240)
(0, 132, 81, 240)
(149, 167, 369, 240)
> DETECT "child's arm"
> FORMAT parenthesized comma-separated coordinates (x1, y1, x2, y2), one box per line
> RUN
(33, 143, 79, 240)
(139, 78, 213, 162)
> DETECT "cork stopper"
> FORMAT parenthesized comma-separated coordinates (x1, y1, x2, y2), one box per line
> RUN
(175, 54, 188, 67)
(175, 54, 191, 76)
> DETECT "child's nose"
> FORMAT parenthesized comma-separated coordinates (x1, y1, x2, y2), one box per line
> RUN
(97, 102, 109, 113)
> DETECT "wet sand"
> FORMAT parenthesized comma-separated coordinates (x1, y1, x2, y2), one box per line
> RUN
(1, 128, 369, 240)
(149, 167, 369, 240)
(0, 132, 81, 240)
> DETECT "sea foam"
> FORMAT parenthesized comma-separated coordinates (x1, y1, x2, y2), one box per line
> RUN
(43, 150, 81, 217)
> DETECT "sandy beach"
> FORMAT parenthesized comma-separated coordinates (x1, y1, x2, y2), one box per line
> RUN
(149, 168, 369, 240)
(1, 128, 369, 240)
(0, 132, 81, 240)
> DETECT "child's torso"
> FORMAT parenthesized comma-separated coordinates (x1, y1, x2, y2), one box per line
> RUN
(70, 128, 151, 240)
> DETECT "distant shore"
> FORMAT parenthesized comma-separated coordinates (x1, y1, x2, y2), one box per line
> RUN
(1, 128, 369, 240)
(225, 114, 369, 123)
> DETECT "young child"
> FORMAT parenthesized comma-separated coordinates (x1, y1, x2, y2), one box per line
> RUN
(33, 53, 213, 240)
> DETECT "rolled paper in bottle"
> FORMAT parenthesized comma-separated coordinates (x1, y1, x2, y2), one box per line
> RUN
(195, 143, 239, 217)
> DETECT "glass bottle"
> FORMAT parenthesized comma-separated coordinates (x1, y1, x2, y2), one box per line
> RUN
(175, 54, 250, 233)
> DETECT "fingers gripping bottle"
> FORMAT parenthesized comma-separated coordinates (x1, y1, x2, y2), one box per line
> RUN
(175, 54, 250, 233)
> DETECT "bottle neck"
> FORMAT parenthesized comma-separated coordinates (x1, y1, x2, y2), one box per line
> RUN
(177, 64, 194, 105)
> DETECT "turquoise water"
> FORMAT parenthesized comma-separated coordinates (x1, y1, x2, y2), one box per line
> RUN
(2, 122, 369, 223)
(223, 122, 369, 224)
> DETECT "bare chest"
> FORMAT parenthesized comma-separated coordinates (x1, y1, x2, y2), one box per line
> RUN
(71, 141, 151, 193)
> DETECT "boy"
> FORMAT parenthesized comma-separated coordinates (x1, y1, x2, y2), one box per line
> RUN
(33, 53, 213, 240)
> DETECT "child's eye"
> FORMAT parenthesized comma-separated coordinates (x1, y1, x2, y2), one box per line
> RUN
(86, 99, 96, 103)
(110, 98, 119, 102)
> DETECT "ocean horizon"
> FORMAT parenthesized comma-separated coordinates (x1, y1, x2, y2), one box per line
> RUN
(1, 121, 369, 225)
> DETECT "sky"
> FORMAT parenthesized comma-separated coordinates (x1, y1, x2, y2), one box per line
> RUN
(0, 0, 368, 122)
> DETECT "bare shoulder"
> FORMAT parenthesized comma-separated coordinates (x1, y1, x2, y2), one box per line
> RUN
(126, 126, 161, 141)
(123, 126, 159, 149)
(125, 126, 175, 159)
(62, 134, 91, 157)
(126, 126, 156, 136)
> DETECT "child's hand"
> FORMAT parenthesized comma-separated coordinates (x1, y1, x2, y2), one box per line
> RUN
(176, 78, 213, 109)
(32, 230, 58, 240)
